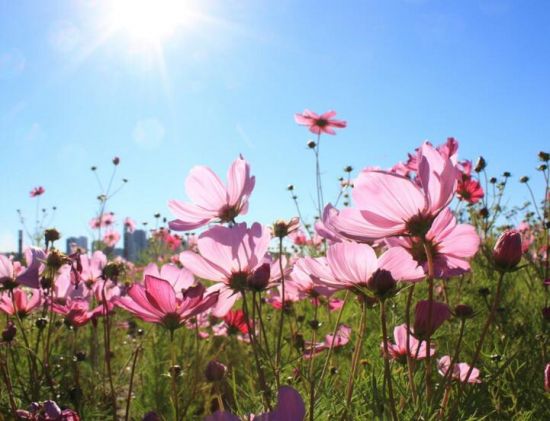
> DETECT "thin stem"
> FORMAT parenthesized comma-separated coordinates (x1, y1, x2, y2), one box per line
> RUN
(319, 290, 350, 386)
(124, 345, 141, 421)
(169, 330, 180, 421)
(381, 300, 399, 421)
(341, 299, 367, 420)
(423, 241, 435, 406)
(275, 238, 286, 387)
(308, 303, 319, 421)
(404, 284, 418, 404)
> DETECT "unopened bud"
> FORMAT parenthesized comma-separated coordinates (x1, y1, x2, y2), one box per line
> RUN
(307, 140, 316, 149)
(474, 156, 486, 172)
(247, 263, 271, 291)
(539, 151, 549, 162)
(344, 165, 353, 173)
(2, 321, 16, 342)
(44, 228, 61, 244)
(454, 304, 474, 319)
(519, 176, 529, 183)
(367, 269, 396, 298)
(112, 156, 120, 166)
(205, 360, 227, 382)
(493, 230, 522, 271)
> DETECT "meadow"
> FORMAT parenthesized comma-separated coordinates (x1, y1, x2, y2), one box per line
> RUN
(1, 110, 549, 420)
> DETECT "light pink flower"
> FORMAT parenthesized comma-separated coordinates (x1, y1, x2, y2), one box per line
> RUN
(300, 241, 424, 294)
(29, 186, 45, 197)
(0, 248, 45, 289)
(0, 288, 42, 317)
(386, 208, 480, 278)
(325, 142, 458, 241)
(437, 355, 481, 384)
(295, 109, 347, 135)
(77, 251, 107, 287)
(168, 156, 255, 231)
(305, 324, 351, 359)
(114, 275, 218, 331)
(102, 230, 120, 248)
(179, 222, 271, 316)
(382, 324, 434, 362)
(124, 217, 137, 233)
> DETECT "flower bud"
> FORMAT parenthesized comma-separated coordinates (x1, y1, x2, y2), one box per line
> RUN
(112, 156, 120, 166)
(43, 400, 62, 418)
(247, 263, 271, 291)
(367, 269, 396, 298)
(493, 230, 522, 271)
(454, 304, 474, 319)
(539, 151, 550, 162)
(474, 156, 486, 172)
(344, 165, 353, 173)
(205, 360, 227, 382)
(2, 321, 16, 342)
(44, 228, 61, 244)
(502, 171, 511, 178)
(307, 140, 316, 149)
(519, 176, 529, 183)
(287, 184, 294, 191)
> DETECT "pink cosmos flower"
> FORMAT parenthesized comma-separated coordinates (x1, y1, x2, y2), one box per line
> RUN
(142, 262, 195, 295)
(124, 217, 137, 233)
(305, 324, 351, 359)
(437, 355, 481, 384)
(212, 309, 251, 341)
(29, 186, 45, 197)
(179, 222, 271, 316)
(51, 299, 99, 328)
(0, 248, 46, 289)
(77, 251, 107, 287)
(381, 324, 434, 362)
(89, 213, 116, 230)
(300, 241, 425, 295)
(295, 109, 347, 135)
(114, 275, 218, 331)
(102, 230, 120, 248)
(0, 288, 42, 317)
(325, 142, 458, 241)
(517, 221, 534, 253)
(386, 208, 480, 278)
(168, 156, 255, 231)
(205, 386, 305, 421)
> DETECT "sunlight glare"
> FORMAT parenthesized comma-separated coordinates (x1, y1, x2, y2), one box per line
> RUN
(110, 0, 190, 43)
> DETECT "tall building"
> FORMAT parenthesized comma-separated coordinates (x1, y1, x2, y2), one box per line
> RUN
(66, 236, 88, 254)
(124, 229, 148, 262)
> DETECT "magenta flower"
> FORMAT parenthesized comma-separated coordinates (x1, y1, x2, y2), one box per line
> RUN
(29, 186, 45, 197)
(437, 355, 481, 384)
(168, 156, 255, 231)
(413, 300, 451, 339)
(0, 288, 42, 317)
(300, 241, 425, 295)
(50, 299, 99, 328)
(205, 386, 305, 421)
(295, 109, 347, 135)
(179, 222, 271, 316)
(386, 208, 480, 278)
(142, 262, 195, 294)
(115, 275, 218, 331)
(325, 142, 458, 241)
(381, 324, 434, 362)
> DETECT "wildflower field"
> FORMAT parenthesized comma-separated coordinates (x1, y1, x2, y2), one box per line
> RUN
(1, 109, 549, 421)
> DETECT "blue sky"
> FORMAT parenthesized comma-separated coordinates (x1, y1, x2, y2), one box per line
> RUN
(1, 0, 549, 251)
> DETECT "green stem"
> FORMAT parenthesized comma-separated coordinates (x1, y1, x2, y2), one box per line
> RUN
(381, 300, 399, 421)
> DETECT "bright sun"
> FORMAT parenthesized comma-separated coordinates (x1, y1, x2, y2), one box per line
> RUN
(109, 0, 190, 44)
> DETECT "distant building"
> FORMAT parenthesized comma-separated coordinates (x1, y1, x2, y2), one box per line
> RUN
(66, 236, 88, 254)
(124, 228, 148, 262)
